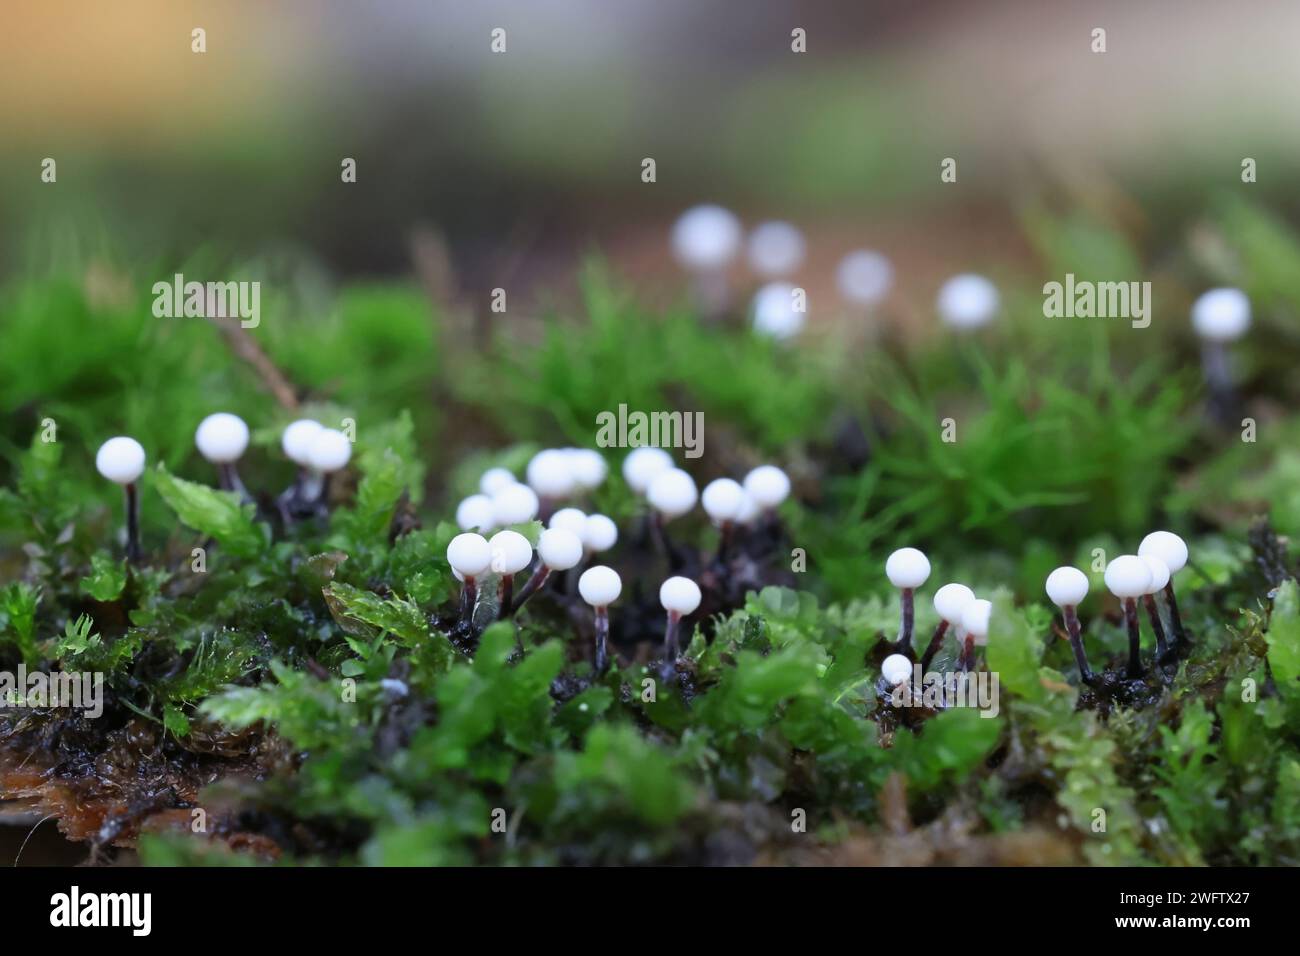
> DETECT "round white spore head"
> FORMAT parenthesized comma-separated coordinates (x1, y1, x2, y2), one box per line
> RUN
(747, 221, 806, 278)
(1191, 287, 1251, 342)
(647, 468, 698, 520)
(881, 653, 913, 687)
(1138, 530, 1188, 575)
(701, 478, 746, 524)
(455, 494, 496, 532)
(538, 527, 584, 571)
(447, 532, 491, 578)
(479, 467, 516, 497)
(933, 583, 976, 625)
(671, 204, 742, 272)
(566, 449, 608, 491)
(491, 482, 539, 526)
(937, 273, 999, 330)
(308, 428, 352, 473)
(961, 599, 993, 646)
(548, 507, 588, 536)
(743, 465, 790, 509)
(1104, 555, 1152, 600)
(734, 491, 760, 526)
(622, 446, 674, 494)
(195, 413, 250, 464)
(578, 565, 622, 607)
(282, 419, 323, 466)
(1140, 554, 1170, 594)
(659, 576, 702, 616)
(489, 529, 534, 576)
(836, 250, 894, 306)
(583, 513, 618, 553)
(751, 281, 806, 341)
(885, 547, 931, 590)
(1045, 566, 1089, 608)
(95, 437, 146, 485)
(526, 449, 576, 499)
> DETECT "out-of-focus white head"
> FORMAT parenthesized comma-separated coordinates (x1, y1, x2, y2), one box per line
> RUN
(836, 250, 894, 307)
(747, 221, 806, 278)
(672, 204, 742, 272)
(751, 282, 806, 341)
(195, 413, 250, 464)
(937, 274, 999, 330)
(1191, 288, 1251, 342)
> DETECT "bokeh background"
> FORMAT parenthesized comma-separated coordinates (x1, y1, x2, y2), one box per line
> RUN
(5, 0, 1300, 307)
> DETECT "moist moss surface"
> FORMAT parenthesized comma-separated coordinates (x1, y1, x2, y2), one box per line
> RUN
(2, 220, 1300, 865)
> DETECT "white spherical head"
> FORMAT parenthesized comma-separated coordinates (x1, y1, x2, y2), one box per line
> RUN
(491, 483, 539, 526)
(881, 653, 914, 687)
(743, 465, 790, 509)
(622, 446, 673, 494)
(308, 428, 352, 473)
(1140, 554, 1170, 594)
(95, 437, 146, 485)
(527, 449, 577, 499)
(195, 413, 250, 464)
(549, 507, 588, 536)
(961, 599, 993, 646)
(659, 576, 702, 616)
(447, 532, 491, 578)
(747, 221, 806, 278)
(1104, 555, 1152, 600)
(489, 529, 534, 576)
(933, 583, 976, 625)
(836, 250, 894, 306)
(538, 527, 584, 571)
(578, 565, 622, 607)
(885, 547, 931, 589)
(701, 478, 746, 523)
(734, 491, 760, 525)
(751, 282, 806, 341)
(566, 449, 608, 491)
(1045, 566, 1089, 608)
(647, 468, 698, 520)
(479, 467, 516, 497)
(583, 513, 618, 553)
(282, 419, 323, 466)
(671, 204, 742, 272)
(1191, 288, 1251, 342)
(1138, 530, 1188, 575)
(937, 274, 999, 330)
(456, 494, 496, 532)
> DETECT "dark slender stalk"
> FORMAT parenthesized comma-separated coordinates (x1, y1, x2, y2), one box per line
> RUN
(1142, 593, 1169, 659)
(715, 521, 733, 564)
(1062, 605, 1095, 685)
(125, 483, 142, 565)
(497, 574, 514, 620)
(663, 611, 682, 661)
(1163, 582, 1188, 647)
(460, 577, 478, 624)
(896, 588, 915, 656)
(511, 564, 551, 613)
(919, 620, 949, 672)
(594, 607, 610, 674)
(960, 633, 975, 672)
(218, 463, 253, 504)
(1124, 598, 1143, 678)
